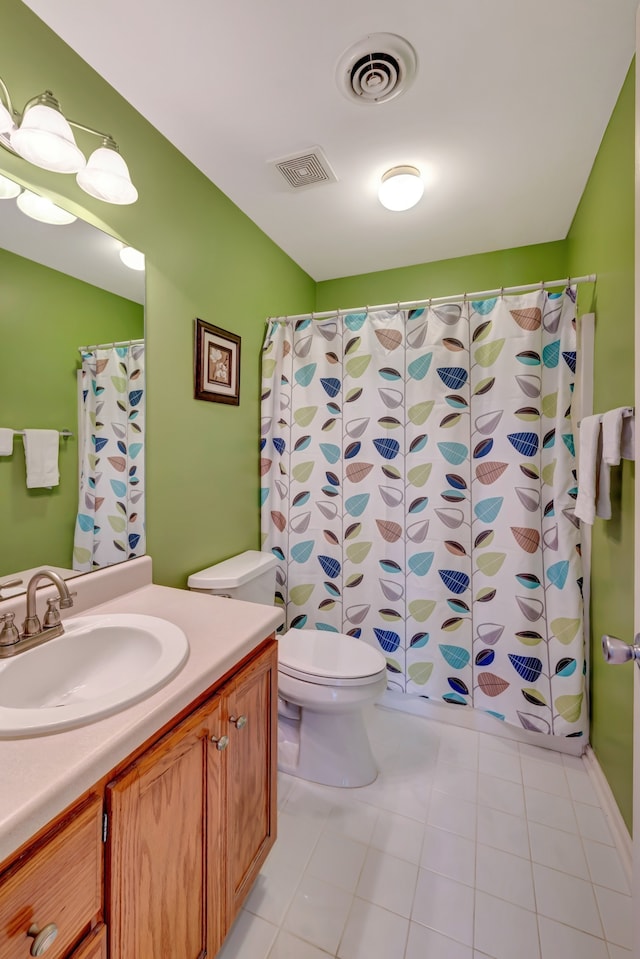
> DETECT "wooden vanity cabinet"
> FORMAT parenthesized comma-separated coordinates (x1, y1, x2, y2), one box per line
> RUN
(224, 639, 278, 927)
(0, 796, 103, 959)
(106, 639, 277, 959)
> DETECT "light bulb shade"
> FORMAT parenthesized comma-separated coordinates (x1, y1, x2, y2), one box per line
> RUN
(16, 189, 77, 225)
(0, 100, 13, 134)
(0, 173, 21, 199)
(119, 246, 145, 271)
(378, 165, 424, 211)
(77, 145, 138, 205)
(11, 100, 86, 173)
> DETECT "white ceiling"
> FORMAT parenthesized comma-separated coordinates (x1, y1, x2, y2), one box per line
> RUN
(21, 0, 638, 282)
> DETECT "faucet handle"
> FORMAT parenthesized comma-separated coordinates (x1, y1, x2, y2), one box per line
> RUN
(0, 612, 20, 646)
(43, 598, 62, 628)
(59, 590, 75, 610)
(43, 592, 76, 627)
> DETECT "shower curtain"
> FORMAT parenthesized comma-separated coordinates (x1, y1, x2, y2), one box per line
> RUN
(260, 289, 586, 739)
(73, 343, 146, 571)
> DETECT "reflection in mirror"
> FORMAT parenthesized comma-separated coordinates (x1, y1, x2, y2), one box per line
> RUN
(0, 172, 145, 591)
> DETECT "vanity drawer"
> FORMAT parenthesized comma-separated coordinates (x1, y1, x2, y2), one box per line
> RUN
(0, 796, 103, 959)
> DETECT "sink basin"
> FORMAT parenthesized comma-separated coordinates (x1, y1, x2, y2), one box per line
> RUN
(0, 614, 189, 737)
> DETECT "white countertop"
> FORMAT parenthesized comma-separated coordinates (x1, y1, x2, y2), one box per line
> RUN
(0, 574, 283, 864)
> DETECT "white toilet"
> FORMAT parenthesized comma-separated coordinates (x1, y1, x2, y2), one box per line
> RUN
(187, 550, 387, 787)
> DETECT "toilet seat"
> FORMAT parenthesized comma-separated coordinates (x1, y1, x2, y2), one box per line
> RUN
(278, 629, 386, 687)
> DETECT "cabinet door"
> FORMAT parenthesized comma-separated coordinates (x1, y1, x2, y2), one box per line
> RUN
(107, 697, 221, 959)
(225, 641, 277, 923)
(0, 796, 102, 959)
(69, 925, 107, 959)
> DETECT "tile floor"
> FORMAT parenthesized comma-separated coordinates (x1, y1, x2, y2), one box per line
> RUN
(218, 705, 632, 959)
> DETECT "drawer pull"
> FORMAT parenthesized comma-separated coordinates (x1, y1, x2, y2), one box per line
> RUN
(27, 923, 58, 956)
(210, 733, 229, 750)
(229, 714, 247, 729)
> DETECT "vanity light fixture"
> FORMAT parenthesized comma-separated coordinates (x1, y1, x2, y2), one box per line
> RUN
(16, 189, 77, 225)
(119, 245, 145, 271)
(378, 165, 424, 211)
(0, 77, 138, 205)
(0, 172, 21, 199)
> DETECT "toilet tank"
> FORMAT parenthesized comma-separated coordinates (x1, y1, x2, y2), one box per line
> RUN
(187, 550, 278, 604)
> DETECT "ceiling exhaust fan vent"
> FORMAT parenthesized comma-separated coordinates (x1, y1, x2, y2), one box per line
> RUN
(273, 147, 337, 190)
(337, 34, 417, 104)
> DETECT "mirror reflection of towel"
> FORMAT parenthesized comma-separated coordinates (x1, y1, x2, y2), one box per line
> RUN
(0, 429, 14, 457)
(23, 430, 59, 489)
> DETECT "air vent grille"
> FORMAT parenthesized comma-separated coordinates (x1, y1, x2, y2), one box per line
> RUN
(337, 33, 417, 105)
(349, 52, 401, 102)
(273, 148, 337, 190)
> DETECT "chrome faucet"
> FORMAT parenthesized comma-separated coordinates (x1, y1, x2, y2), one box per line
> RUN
(0, 569, 74, 658)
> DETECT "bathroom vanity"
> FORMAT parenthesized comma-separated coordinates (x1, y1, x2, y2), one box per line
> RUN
(0, 558, 282, 959)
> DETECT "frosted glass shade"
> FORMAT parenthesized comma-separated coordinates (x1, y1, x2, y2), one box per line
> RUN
(11, 102, 85, 173)
(119, 246, 145, 271)
(77, 145, 138, 205)
(17, 189, 77, 225)
(0, 100, 13, 134)
(0, 174, 21, 199)
(378, 165, 424, 211)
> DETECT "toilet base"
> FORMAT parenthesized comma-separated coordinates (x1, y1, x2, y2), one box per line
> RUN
(277, 706, 379, 788)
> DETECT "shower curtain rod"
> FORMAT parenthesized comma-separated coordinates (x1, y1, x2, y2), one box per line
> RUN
(77, 337, 144, 354)
(268, 274, 597, 324)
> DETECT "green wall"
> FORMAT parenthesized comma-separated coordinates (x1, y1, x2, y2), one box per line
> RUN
(0, 247, 142, 577)
(2, 0, 315, 587)
(316, 241, 567, 311)
(567, 64, 635, 830)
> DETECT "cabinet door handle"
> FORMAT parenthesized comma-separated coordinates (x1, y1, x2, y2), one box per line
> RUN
(210, 734, 229, 750)
(27, 923, 58, 956)
(229, 714, 248, 729)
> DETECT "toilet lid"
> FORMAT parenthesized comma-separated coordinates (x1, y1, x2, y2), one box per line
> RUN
(278, 629, 386, 682)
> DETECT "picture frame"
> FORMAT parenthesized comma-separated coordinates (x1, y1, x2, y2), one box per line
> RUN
(194, 318, 241, 405)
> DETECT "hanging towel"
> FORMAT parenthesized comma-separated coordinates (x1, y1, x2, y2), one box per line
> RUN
(602, 407, 634, 464)
(574, 414, 602, 524)
(621, 415, 635, 461)
(22, 430, 60, 489)
(0, 429, 14, 457)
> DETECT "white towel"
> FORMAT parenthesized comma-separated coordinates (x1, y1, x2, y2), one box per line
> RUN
(574, 415, 602, 525)
(0, 429, 14, 456)
(23, 430, 60, 489)
(621, 415, 635, 461)
(602, 407, 634, 464)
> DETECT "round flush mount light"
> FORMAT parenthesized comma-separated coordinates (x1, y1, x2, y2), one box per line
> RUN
(16, 189, 77, 225)
(378, 166, 424, 211)
(119, 245, 145, 271)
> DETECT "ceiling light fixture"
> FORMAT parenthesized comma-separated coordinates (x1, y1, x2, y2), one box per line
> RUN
(378, 166, 424, 211)
(0, 77, 138, 205)
(16, 189, 77, 225)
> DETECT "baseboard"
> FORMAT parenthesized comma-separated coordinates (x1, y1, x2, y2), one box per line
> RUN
(582, 746, 633, 885)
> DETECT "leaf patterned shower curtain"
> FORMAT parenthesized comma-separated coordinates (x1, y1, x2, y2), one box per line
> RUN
(73, 344, 146, 571)
(260, 289, 586, 739)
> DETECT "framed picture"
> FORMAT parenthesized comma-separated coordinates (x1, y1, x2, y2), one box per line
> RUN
(194, 318, 241, 405)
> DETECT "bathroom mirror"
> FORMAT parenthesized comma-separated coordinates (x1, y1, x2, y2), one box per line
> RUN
(0, 170, 145, 591)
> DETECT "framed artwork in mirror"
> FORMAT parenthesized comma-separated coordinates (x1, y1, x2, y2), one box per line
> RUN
(194, 318, 241, 405)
